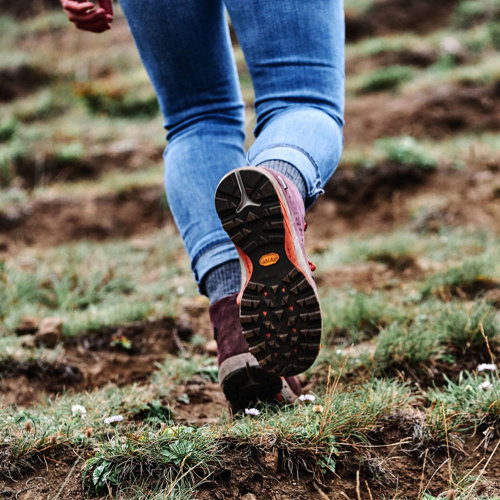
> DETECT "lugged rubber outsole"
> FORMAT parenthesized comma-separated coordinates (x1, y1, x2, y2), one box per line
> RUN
(215, 168, 321, 376)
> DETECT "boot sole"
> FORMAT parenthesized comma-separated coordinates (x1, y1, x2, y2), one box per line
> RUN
(222, 363, 283, 413)
(215, 167, 321, 376)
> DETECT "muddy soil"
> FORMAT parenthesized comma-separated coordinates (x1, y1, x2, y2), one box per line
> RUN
(0, 447, 86, 500)
(13, 144, 163, 188)
(346, 47, 437, 74)
(0, 185, 170, 251)
(0, 0, 61, 19)
(0, 317, 183, 406)
(345, 82, 500, 145)
(170, 374, 227, 426)
(0, 64, 52, 102)
(308, 164, 500, 251)
(315, 259, 424, 293)
(345, 0, 459, 42)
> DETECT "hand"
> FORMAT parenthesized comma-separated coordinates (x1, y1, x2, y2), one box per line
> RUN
(60, 0, 113, 33)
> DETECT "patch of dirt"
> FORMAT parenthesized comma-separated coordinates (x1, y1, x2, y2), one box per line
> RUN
(324, 162, 432, 205)
(170, 375, 227, 426)
(346, 0, 459, 42)
(387, 341, 500, 389)
(0, 0, 60, 19)
(1, 448, 85, 500)
(346, 48, 437, 74)
(13, 144, 162, 188)
(0, 185, 170, 251)
(0, 64, 52, 102)
(0, 361, 84, 408)
(315, 260, 423, 292)
(0, 318, 182, 406)
(307, 162, 500, 246)
(345, 82, 500, 145)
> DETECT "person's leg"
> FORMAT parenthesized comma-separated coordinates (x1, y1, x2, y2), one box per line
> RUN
(119, 0, 301, 410)
(119, 0, 243, 297)
(215, 0, 344, 376)
(225, 0, 345, 207)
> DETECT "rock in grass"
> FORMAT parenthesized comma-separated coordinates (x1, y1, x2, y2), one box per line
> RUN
(35, 317, 63, 348)
(15, 316, 39, 336)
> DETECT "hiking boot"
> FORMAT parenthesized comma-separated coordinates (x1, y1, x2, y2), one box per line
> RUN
(209, 293, 301, 413)
(215, 166, 322, 377)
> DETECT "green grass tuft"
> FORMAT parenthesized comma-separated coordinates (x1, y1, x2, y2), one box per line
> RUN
(374, 301, 499, 371)
(358, 65, 414, 93)
(322, 292, 396, 342)
(375, 320, 442, 370)
(376, 136, 438, 170)
(83, 425, 221, 496)
(0, 118, 18, 143)
(420, 256, 498, 299)
(453, 0, 500, 29)
(427, 371, 500, 435)
(74, 82, 159, 119)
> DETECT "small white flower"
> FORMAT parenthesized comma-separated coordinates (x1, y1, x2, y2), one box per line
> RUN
(72, 404, 87, 417)
(244, 408, 260, 416)
(440, 36, 462, 55)
(104, 415, 124, 425)
(478, 363, 497, 372)
(336, 349, 342, 355)
(298, 394, 316, 402)
(479, 381, 493, 391)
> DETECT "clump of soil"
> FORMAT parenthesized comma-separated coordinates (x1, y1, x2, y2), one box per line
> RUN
(170, 375, 227, 426)
(0, 360, 83, 407)
(0, 318, 183, 406)
(1, 447, 86, 499)
(13, 145, 162, 188)
(346, 48, 437, 74)
(315, 260, 423, 292)
(0, 185, 170, 250)
(345, 82, 500, 145)
(323, 162, 432, 206)
(0, 0, 61, 19)
(0, 64, 52, 102)
(346, 0, 459, 42)
(383, 341, 500, 389)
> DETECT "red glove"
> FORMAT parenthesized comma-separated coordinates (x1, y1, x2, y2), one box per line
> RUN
(60, 0, 113, 33)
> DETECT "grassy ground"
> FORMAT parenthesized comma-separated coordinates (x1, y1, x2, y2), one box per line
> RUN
(1, 0, 500, 498)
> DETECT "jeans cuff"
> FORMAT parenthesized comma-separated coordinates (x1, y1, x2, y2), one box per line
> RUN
(193, 240, 239, 294)
(248, 145, 324, 208)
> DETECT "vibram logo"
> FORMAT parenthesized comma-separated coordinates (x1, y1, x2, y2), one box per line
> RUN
(259, 252, 280, 266)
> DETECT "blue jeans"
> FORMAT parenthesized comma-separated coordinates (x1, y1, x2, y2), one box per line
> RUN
(119, 0, 345, 289)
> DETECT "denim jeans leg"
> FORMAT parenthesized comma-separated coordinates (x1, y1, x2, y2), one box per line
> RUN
(120, 0, 345, 290)
(225, 0, 345, 208)
(119, 0, 245, 288)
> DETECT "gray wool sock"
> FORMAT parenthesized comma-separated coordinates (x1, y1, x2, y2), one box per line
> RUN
(203, 259, 241, 304)
(258, 160, 307, 203)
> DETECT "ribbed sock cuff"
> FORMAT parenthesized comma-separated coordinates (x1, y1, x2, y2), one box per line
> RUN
(203, 259, 241, 304)
(258, 160, 307, 203)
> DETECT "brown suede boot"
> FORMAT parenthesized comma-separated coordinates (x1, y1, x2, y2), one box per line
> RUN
(209, 293, 301, 413)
